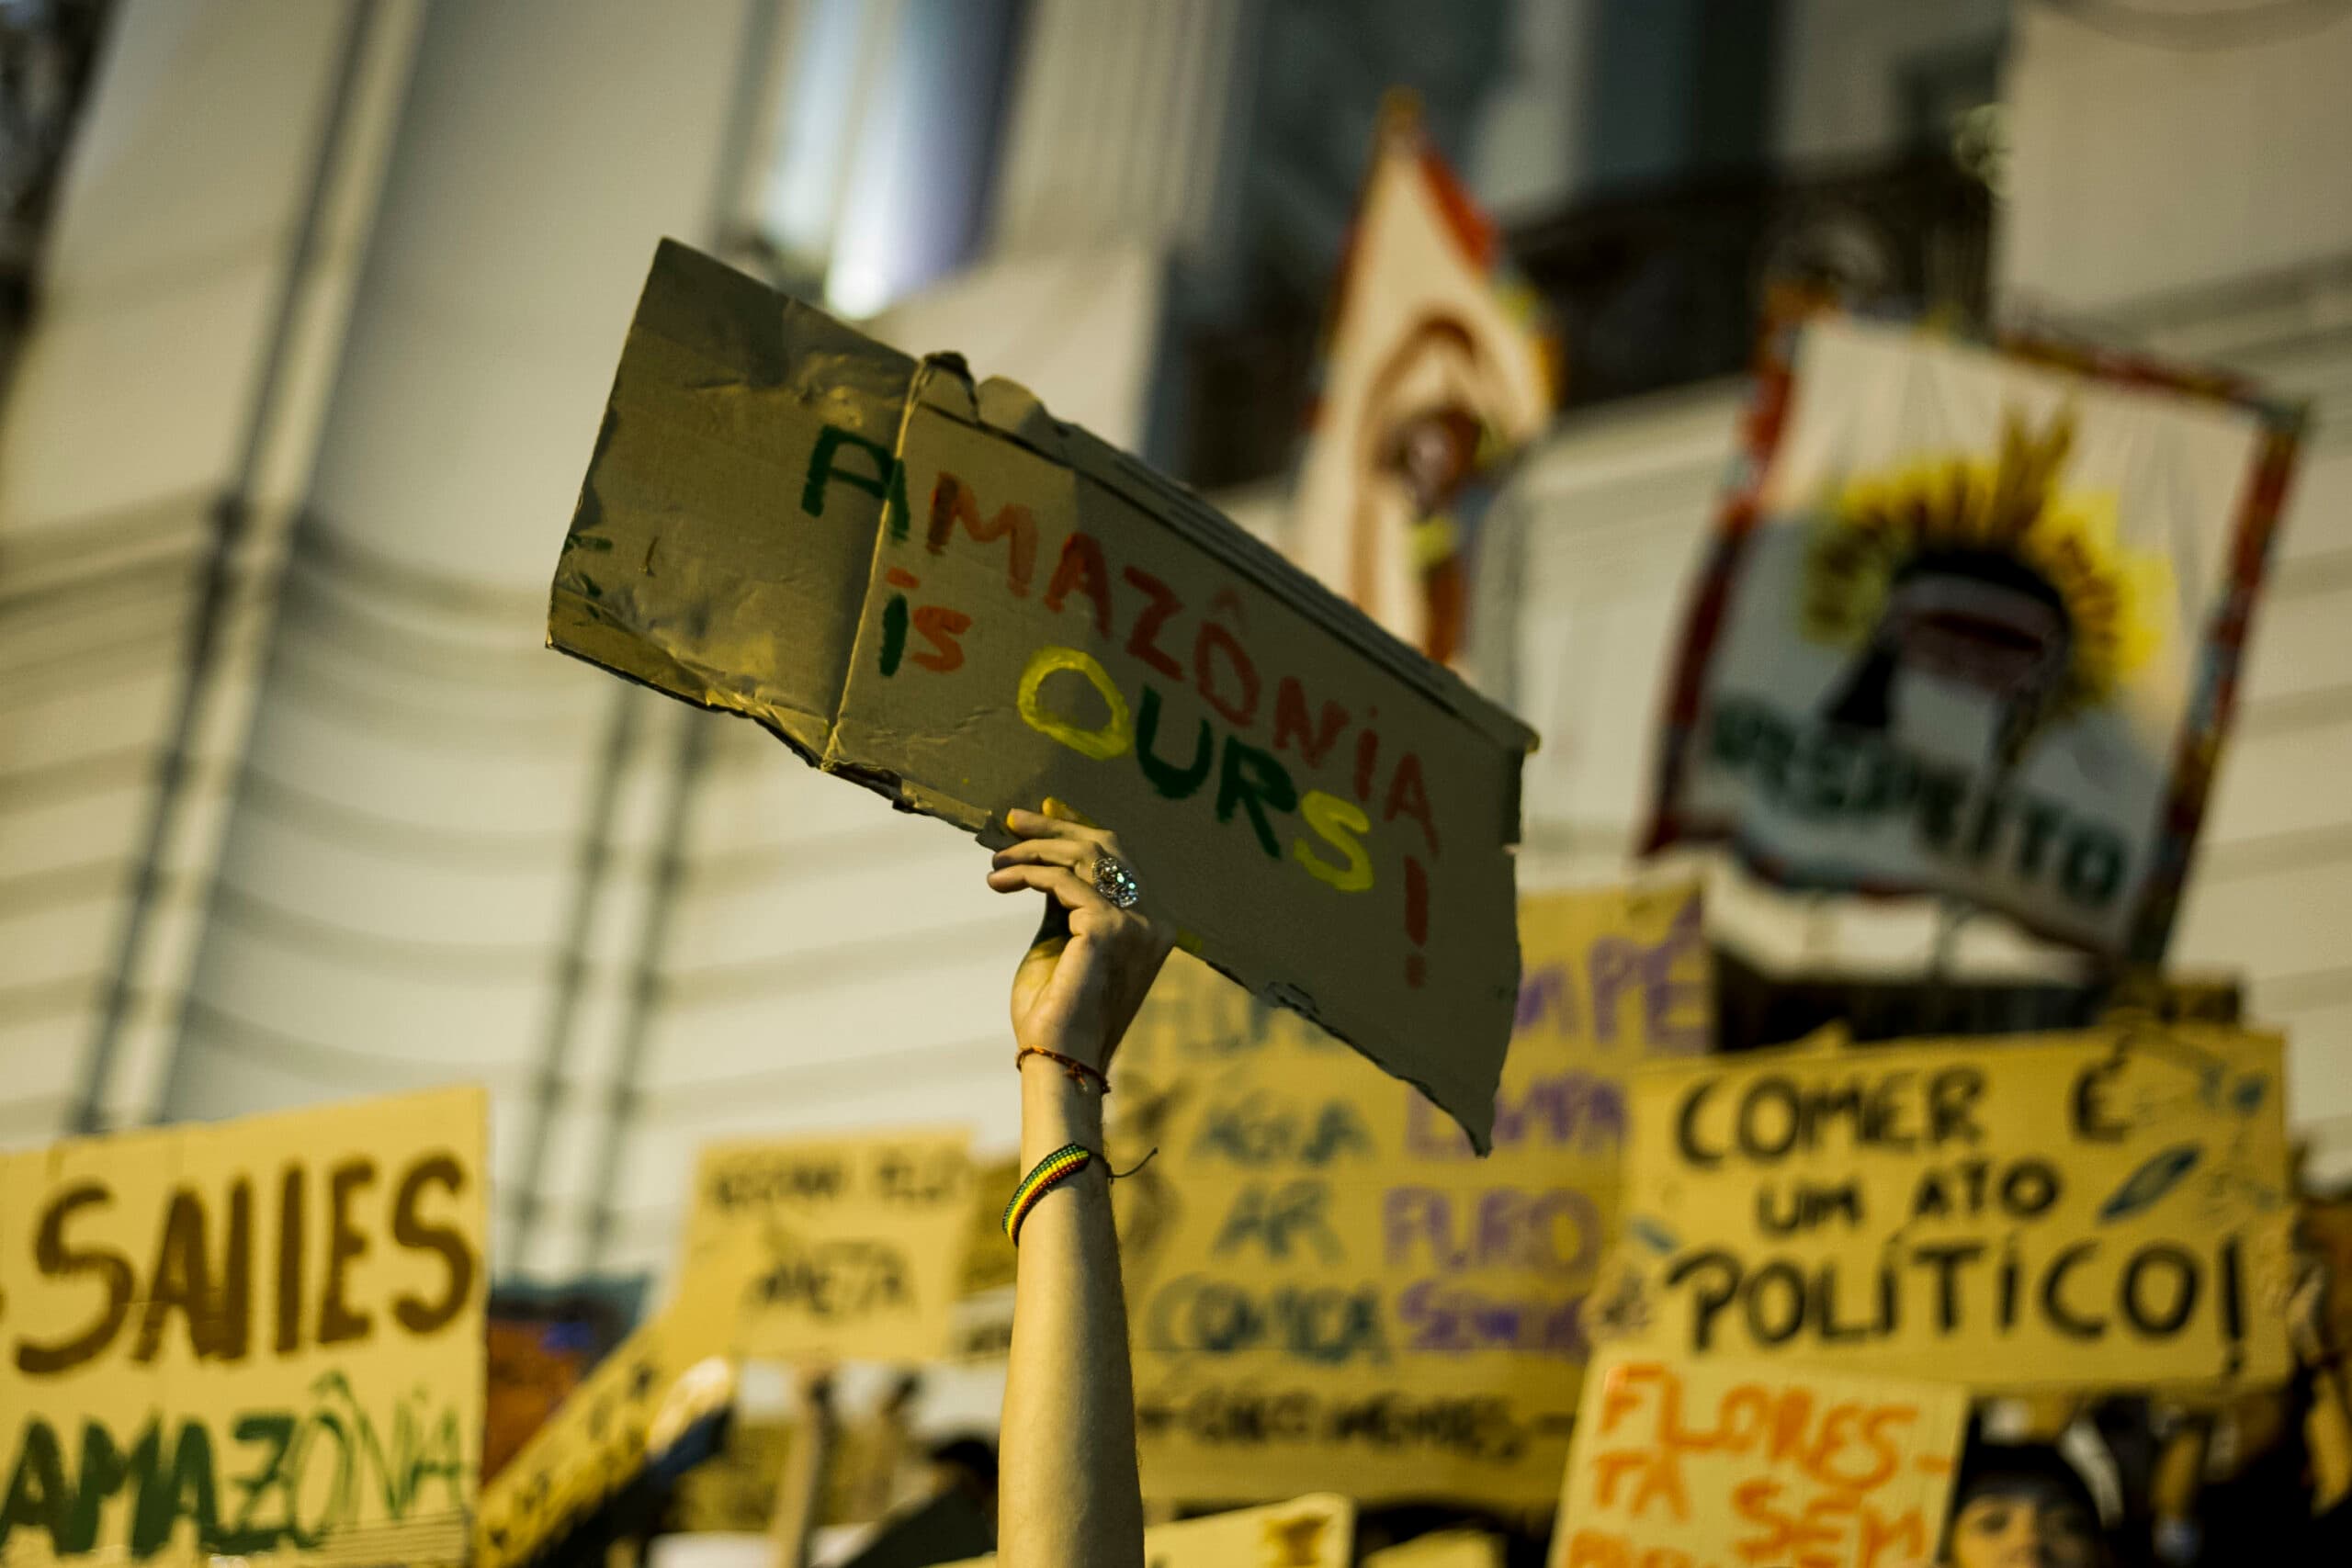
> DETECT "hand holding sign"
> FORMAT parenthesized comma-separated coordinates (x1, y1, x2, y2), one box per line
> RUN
(989, 800, 1176, 1077)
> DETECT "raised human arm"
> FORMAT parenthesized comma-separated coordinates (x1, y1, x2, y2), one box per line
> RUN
(986, 803, 1170, 1568)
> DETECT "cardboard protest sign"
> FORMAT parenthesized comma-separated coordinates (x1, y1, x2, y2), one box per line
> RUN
(474, 1286, 739, 1568)
(957, 1155, 1020, 1300)
(941, 1493, 1353, 1568)
(678, 1128, 975, 1362)
(1606, 1026, 2295, 1389)
(0, 1088, 487, 1567)
(1645, 305, 2304, 961)
(1114, 885, 1710, 1506)
(1550, 1348, 1967, 1568)
(548, 240, 1538, 1148)
(947, 1155, 1021, 1363)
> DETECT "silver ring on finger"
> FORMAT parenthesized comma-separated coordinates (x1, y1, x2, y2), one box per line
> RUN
(1090, 852, 1141, 909)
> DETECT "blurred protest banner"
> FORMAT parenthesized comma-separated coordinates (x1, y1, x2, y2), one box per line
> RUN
(948, 1155, 1021, 1363)
(1645, 305, 2304, 962)
(678, 1128, 975, 1362)
(1290, 95, 1555, 669)
(941, 1493, 1353, 1568)
(1115, 884, 1709, 1506)
(548, 240, 1537, 1149)
(957, 1156, 1020, 1300)
(475, 1286, 739, 1568)
(1607, 1026, 2294, 1389)
(1550, 1348, 1966, 1568)
(0, 1088, 486, 1566)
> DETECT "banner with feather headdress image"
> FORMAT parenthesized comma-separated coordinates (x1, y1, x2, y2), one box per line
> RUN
(1645, 306, 2303, 961)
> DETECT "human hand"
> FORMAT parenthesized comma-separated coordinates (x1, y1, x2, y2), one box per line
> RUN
(987, 800, 1173, 1076)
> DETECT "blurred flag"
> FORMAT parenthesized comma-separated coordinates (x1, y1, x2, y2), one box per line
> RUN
(1645, 302, 2305, 962)
(1291, 96, 1556, 668)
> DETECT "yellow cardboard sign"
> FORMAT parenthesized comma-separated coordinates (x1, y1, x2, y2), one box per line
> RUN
(1116, 885, 1710, 1506)
(678, 1128, 975, 1362)
(941, 1493, 1353, 1568)
(947, 1156, 1021, 1363)
(959, 1156, 1020, 1299)
(473, 1285, 739, 1568)
(1608, 1026, 2294, 1389)
(0, 1087, 487, 1567)
(1550, 1348, 1967, 1568)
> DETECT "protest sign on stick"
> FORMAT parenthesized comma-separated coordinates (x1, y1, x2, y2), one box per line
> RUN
(474, 1285, 740, 1568)
(678, 1127, 976, 1363)
(1605, 1026, 2295, 1390)
(0, 1087, 487, 1567)
(1550, 1348, 1967, 1568)
(1116, 884, 1710, 1506)
(548, 240, 1537, 1148)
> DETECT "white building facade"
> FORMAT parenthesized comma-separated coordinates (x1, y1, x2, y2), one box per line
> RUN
(2, 0, 2346, 1297)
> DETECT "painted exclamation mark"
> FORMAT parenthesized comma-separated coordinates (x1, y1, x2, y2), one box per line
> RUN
(1404, 855, 1429, 988)
(2218, 1233, 2245, 1378)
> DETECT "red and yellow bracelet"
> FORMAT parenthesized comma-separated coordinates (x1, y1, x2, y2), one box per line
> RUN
(1001, 1143, 1094, 1244)
(1015, 1044, 1110, 1092)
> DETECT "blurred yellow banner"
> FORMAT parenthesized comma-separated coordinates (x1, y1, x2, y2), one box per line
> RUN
(1551, 1348, 1967, 1568)
(958, 1155, 1021, 1300)
(677, 1127, 976, 1362)
(1607, 1025, 2295, 1390)
(1116, 884, 1710, 1507)
(0, 1087, 487, 1568)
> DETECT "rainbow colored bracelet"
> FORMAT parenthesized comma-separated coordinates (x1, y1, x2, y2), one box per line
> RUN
(1002, 1143, 1095, 1244)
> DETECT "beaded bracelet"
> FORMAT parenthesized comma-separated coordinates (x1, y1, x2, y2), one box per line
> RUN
(1001, 1143, 1095, 1244)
